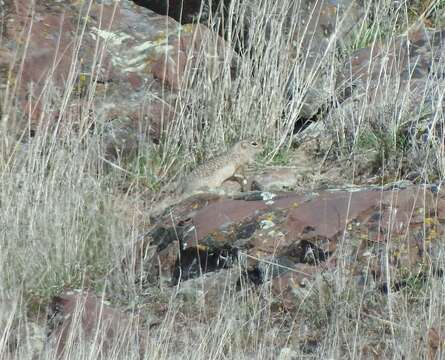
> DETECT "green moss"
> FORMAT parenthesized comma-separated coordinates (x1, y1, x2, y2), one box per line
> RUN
(258, 144, 289, 166)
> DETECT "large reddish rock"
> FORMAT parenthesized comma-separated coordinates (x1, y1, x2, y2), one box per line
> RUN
(1, 1, 180, 147)
(126, 184, 445, 310)
(151, 23, 236, 90)
(334, 27, 445, 128)
(47, 290, 146, 357)
(337, 28, 445, 99)
(0, 1, 233, 157)
(328, 27, 445, 179)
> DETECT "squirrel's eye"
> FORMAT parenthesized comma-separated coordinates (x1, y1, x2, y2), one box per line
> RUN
(251, 142, 258, 146)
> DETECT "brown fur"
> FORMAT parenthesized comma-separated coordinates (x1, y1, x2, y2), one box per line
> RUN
(150, 140, 263, 217)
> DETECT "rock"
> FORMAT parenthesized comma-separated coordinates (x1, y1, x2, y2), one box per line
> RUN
(1, 1, 180, 146)
(332, 28, 445, 172)
(428, 325, 445, 360)
(142, 0, 365, 118)
(249, 167, 301, 191)
(0, 298, 46, 358)
(284, 0, 364, 118)
(337, 27, 445, 102)
(293, 121, 331, 154)
(0, 0, 366, 154)
(47, 290, 146, 357)
(124, 184, 445, 310)
(133, 0, 213, 24)
(329, 29, 445, 179)
(101, 101, 175, 159)
(278, 347, 299, 360)
(151, 23, 238, 90)
(174, 269, 241, 318)
(0, 1, 232, 157)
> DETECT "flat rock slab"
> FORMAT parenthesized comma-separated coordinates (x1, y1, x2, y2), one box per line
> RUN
(129, 184, 445, 311)
(47, 290, 146, 357)
(183, 185, 444, 243)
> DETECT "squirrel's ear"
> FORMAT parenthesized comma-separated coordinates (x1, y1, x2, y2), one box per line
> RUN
(240, 141, 248, 149)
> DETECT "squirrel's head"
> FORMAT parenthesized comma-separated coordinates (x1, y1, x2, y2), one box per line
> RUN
(235, 140, 263, 159)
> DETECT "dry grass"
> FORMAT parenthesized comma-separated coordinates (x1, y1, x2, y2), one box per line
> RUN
(1, 0, 445, 358)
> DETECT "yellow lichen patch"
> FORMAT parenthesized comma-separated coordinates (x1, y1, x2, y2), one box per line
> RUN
(423, 217, 440, 243)
(392, 249, 401, 261)
(261, 214, 275, 222)
(181, 24, 195, 33)
(424, 217, 438, 226)
(152, 35, 168, 46)
(425, 228, 438, 243)
(74, 72, 90, 97)
(153, 31, 167, 42)
(195, 244, 209, 252)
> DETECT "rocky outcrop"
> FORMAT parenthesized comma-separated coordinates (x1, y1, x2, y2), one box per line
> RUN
(336, 27, 445, 107)
(46, 291, 147, 357)
(132, 0, 213, 24)
(0, 0, 369, 158)
(284, 0, 364, 118)
(36, 182, 445, 357)
(124, 183, 445, 310)
(332, 29, 445, 144)
(0, 0, 234, 159)
(151, 23, 238, 90)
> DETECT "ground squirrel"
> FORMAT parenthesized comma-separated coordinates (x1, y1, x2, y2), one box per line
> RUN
(178, 140, 263, 193)
(150, 140, 263, 216)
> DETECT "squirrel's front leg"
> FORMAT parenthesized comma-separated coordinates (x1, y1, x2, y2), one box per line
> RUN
(232, 165, 249, 192)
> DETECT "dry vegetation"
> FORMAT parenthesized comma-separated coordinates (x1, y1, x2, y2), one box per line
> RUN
(1, 0, 445, 359)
